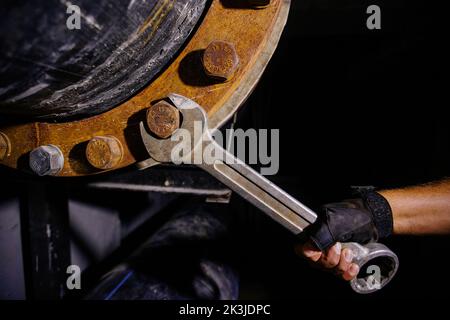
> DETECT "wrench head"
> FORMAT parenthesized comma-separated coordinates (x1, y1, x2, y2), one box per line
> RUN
(140, 94, 209, 163)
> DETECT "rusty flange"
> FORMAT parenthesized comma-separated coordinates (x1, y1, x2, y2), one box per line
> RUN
(0, 0, 290, 177)
(0, 132, 11, 161)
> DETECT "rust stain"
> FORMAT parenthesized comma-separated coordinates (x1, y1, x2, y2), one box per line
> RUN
(146, 101, 180, 139)
(86, 136, 124, 170)
(0, 0, 283, 176)
(202, 40, 240, 81)
(139, 0, 174, 45)
(33, 122, 40, 147)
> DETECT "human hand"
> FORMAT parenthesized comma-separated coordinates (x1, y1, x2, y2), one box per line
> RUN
(295, 241, 360, 281)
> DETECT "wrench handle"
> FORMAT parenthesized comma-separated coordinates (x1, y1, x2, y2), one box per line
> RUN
(342, 242, 399, 294)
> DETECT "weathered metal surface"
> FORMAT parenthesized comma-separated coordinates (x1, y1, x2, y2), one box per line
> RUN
(20, 183, 71, 299)
(0, 0, 207, 120)
(202, 41, 240, 81)
(208, 0, 290, 130)
(146, 101, 180, 139)
(29, 145, 65, 176)
(0, 0, 290, 177)
(85, 136, 124, 170)
(0, 132, 11, 161)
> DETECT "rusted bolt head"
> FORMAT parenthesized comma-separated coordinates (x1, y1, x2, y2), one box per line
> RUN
(146, 101, 181, 139)
(29, 145, 64, 176)
(202, 40, 240, 81)
(86, 136, 123, 170)
(0, 132, 11, 161)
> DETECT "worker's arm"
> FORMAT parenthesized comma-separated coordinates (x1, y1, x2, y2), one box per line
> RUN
(382, 180, 450, 235)
(295, 179, 450, 281)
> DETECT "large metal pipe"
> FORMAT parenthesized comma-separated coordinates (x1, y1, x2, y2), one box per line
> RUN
(0, 0, 207, 121)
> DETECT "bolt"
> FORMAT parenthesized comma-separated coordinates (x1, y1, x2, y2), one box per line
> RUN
(0, 132, 11, 161)
(86, 136, 123, 170)
(146, 101, 181, 139)
(202, 40, 240, 81)
(29, 145, 64, 176)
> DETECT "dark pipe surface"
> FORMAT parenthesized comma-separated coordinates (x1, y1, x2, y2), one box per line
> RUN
(0, 0, 207, 121)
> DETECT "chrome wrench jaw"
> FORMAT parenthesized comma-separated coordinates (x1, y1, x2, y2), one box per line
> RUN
(139, 94, 207, 164)
(197, 135, 318, 233)
(139, 93, 399, 294)
(140, 96, 316, 232)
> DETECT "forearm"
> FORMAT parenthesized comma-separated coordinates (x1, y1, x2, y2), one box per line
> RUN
(379, 179, 450, 235)
(298, 179, 450, 282)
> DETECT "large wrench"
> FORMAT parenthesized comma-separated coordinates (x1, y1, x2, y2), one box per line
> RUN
(138, 93, 399, 294)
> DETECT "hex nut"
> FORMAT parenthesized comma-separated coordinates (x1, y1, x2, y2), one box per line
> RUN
(202, 40, 240, 81)
(29, 145, 64, 176)
(146, 101, 181, 139)
(86, 136, 123, 170)
(0, 132, 11, 161)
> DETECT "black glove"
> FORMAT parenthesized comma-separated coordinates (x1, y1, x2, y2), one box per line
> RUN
(309, 190, 394, 251)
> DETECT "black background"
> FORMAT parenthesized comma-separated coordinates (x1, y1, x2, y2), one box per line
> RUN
(231, 0, 449, 300)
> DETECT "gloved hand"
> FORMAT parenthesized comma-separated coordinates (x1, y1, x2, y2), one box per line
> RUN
(295, 190, 393, 281)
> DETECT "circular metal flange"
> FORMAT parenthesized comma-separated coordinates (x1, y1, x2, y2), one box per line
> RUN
(0, 132, 11, 161)
(0, 0, 207, 120)
(0, 0, 291, 177)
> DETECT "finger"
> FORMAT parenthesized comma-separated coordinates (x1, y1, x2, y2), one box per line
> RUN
(342, 263, 360, 281)
(295, 241, 322, 262)
(320, 242, 341, 269)
(336, 248, 354, 275)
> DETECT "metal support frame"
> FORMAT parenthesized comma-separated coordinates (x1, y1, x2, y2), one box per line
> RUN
(88, 165, 232, 204)
(19, 182, 71, 300)
(1, 163, 232, 299)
